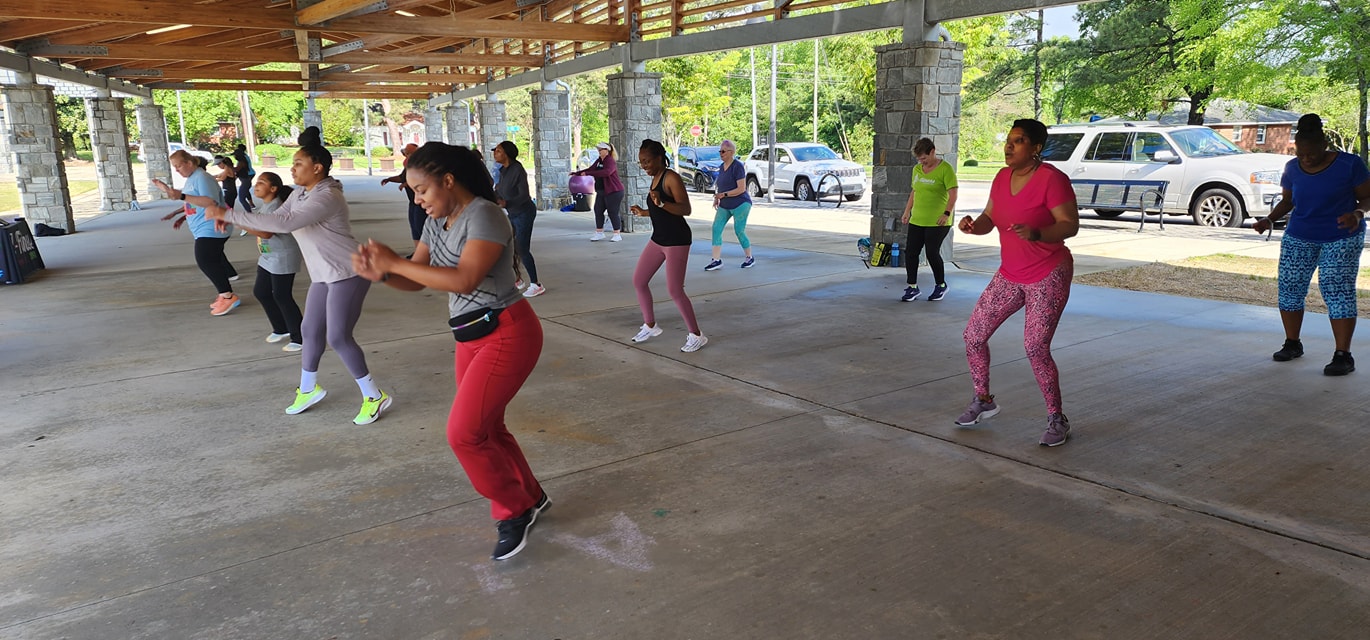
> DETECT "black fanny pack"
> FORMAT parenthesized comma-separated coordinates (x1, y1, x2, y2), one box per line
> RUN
(448, 306, 505, 342)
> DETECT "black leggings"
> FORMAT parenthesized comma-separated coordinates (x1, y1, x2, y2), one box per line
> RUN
(594, 190, 624, 232)
(194, 237, 238, 294)
(253, 266, 303, 343)
(905, 224, 951, 286)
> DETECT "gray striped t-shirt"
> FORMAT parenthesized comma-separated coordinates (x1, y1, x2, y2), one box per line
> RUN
(420, 198, 523, 319)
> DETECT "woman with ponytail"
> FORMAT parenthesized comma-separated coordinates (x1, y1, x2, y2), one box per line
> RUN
(353, 142, 549, 561)
(628, 138, 708, 353)
(1254, 113, 1370, 376)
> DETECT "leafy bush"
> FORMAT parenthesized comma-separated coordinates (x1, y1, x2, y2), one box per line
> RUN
(963, 158, 979, 167)
(371, 146, 392, 158)
(256, 143, 290, 161)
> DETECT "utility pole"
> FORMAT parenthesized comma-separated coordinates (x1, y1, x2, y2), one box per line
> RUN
(767, 43, 777, 204)
(1034, 9, 1043, 120)
(750, 48, 758, 151)
(362, 100, 373, 176)
(813, 40, 819, 143)
(175, 90, 187, 145)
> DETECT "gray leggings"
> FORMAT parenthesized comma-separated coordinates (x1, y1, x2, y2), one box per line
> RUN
(301, 276, 372, 378)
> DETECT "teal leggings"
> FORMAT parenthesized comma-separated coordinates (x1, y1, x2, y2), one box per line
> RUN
(712, 202, 752, 249)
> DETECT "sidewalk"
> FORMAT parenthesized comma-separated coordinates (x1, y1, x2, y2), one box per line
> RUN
(2, 176, 1365, 639)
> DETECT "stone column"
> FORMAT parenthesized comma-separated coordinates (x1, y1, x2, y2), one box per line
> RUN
(303, 97, 323, 138)
(530, 89, 572, 211)
(86, 95, 137, 211)
(2, 82, 75, 231)
(0, 107, 13, 174)
(136, 99, 173, 201)
(607, 71, 663, 233)
(446, 100, 471, 148)
(871, 40, 964, 263)
(425, 105, 444, 142)
(477, 99, 506, 179)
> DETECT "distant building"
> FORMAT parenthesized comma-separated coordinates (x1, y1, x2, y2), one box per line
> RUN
(364, 113, 427, 149)
(1153, 99, 1300, 155)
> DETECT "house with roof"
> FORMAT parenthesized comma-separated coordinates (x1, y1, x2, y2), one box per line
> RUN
(1151, 99, 1302, 154)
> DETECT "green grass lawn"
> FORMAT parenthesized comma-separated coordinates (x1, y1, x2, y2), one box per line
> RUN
(957, 162, 1007, 181)
(0, 180, 100, 213)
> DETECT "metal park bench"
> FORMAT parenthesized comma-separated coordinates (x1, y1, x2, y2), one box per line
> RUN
(1071, 179, 1169, 231)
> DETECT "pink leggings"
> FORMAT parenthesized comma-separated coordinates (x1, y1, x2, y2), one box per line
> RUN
(963, 257, 1073, 414)
(633, 241, 699, 334)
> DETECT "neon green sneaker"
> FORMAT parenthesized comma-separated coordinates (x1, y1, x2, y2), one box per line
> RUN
(353, 390, 392, 425)
(286, 385, 327, 415)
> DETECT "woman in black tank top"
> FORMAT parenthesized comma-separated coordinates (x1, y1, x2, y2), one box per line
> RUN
(628, 139, 708, 353)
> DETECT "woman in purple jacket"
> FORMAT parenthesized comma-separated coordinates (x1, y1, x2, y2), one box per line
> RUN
(572, 142, 624, 242)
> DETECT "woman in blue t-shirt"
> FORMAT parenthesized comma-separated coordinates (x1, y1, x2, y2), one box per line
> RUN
(704, 139, 754, 271)
(1254, 113, 1370, 376)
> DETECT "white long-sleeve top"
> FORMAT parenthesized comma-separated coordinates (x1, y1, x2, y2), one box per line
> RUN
(220, 177, 358, 283)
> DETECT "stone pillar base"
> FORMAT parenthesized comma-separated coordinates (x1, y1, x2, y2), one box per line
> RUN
(425, 106, 444, 143)
(871, 40, 965, 251)
(531, 90, 572, 211)
(446, 101, 472, 148)
(87, 97, 136, 211)
(2, 84, 75, 231)
(477, 100, 507, 181)
(137, 104, 173, 201)
(608, 71, 663, 233)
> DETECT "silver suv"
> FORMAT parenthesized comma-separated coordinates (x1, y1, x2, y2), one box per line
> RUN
(744, 143, 867, 202)
(1043, 124, 1291, 227)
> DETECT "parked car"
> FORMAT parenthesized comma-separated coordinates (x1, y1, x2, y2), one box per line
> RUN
(744, 142, 866, 202)
(678, 145, 723, 192)
(1042, 124, 1292, 227)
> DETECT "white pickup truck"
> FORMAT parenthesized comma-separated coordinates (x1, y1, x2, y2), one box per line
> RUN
(1042, 124, 1292, 227)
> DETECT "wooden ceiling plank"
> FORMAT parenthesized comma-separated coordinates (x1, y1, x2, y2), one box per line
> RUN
(0, 19, 83, 43)
(297, 0, 385, 25)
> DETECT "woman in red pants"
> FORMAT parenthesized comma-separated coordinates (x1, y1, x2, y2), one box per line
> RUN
(352, 142, 548, 561)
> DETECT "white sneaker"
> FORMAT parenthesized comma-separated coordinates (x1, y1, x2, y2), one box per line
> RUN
(681, 333, 709, 353)
(631, 324, 663, 343)
(266, 332, 290, 343)
(283, 342, 302, 352)
(590, 231, 606, 241)
(523, 283, 546, 297)
(610, 233, 622, 242)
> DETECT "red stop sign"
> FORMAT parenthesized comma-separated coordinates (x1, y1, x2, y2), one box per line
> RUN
(689, 125, 703, 137)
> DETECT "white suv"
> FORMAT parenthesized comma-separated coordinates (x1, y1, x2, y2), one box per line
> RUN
(1042, 124, 1291, 227)
(744, 143, 867, 202)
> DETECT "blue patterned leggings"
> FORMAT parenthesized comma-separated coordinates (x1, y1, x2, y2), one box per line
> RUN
(1278, 231, 1364, 319)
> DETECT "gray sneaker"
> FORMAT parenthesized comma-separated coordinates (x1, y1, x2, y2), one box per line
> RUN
(955, 394, 999, 426)
(1040, 413, 1070, 447)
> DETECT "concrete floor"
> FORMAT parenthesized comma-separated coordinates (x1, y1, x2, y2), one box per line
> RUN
(2, 178, 1367, 639)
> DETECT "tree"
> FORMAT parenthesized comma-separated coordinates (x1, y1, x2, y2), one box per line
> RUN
(1275, 0, 1370, 159)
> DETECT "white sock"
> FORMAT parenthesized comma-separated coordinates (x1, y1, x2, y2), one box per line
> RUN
(356, 374, 380, 399)
(300, 370, 318, 392)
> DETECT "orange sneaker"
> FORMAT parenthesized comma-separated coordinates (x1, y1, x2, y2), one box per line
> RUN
(210, 294, 241, 316)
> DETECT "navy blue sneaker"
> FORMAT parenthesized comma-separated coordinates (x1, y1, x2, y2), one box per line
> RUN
(901, 285, 920, 302)
(928, 283, 948, 301)
(704, 259, 723, 271)
(740, 257, 755, 269)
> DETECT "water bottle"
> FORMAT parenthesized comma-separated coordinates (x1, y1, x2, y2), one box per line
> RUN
(891, 242, 901, 268)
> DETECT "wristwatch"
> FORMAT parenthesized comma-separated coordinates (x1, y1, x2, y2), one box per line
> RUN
(178, 192, 186, 201)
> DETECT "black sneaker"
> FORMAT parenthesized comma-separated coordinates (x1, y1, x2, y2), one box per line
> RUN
(1273, 339, 1303, 362)
(491, 508, 537, 561)
(533, 492, 552, 517)
(1324, 350, 1355, 376)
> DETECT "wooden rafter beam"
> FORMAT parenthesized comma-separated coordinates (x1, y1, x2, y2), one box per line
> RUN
(0, 18, 81, 43)
(110, 69, 302, 81)
(297, 0, 384, 25)
(40, 43, 543, 69)
(0, 0, 629, 43)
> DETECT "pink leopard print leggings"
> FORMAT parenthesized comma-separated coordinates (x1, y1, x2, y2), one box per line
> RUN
(963, 256, 1073, 414)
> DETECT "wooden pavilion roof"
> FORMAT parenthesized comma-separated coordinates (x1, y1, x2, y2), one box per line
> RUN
(0, 0, 843, 99)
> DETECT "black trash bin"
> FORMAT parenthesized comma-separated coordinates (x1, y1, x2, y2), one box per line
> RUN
(0, 217, 46, 284)
(572, 192, 592, 212)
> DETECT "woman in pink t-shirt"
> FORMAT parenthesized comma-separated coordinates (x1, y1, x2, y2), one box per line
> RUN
(953, 119, 1080, 447)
